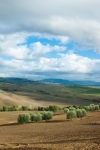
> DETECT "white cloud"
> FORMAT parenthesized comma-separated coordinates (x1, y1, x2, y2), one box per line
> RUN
(29, 42, 66, 58)
(0, 34, 29, 59)
(36, 53, 100, 75)
(0, 49, 100, 81)
(0, 34, 66, 60)
(0, 0, 100, 50)
(0, 0, 100, 81)
(0, 33, 100, 81)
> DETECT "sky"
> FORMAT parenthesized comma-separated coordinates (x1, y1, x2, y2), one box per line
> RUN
(0, 0, 100, 81)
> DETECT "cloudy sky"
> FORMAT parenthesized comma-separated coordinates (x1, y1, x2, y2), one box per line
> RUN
(0, 0, 100, 81)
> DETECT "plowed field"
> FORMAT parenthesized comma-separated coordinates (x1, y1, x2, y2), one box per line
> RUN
(0, 111, 100, 150)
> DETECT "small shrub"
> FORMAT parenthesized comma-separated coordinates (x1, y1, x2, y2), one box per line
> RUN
(31, 113, 42, 122)
(9, 106, 19, 111)
(42, 111, 53, 121)
(76, 109, 83, 118)
(2, 106, 8, 111)
(94, 105, 99, 110)
(79, 106, 84, 109)
(20, 106, 29, 111)
(67, 110, 77, 120)
(31, 114, 37, 121)
(49, 105, 59, 112)
(84, 106, 90, 111)
(64, 108, 69, 113)
(38, 106, 41, 111)
(76, 108, 87, 119)
(81, 109, 87, 117)
(18, 114, 30, 124)
(41, 107, 45, 111)
(38, 106, 49, 111)
(90, 104, 95, 111)
(69, 107, 76, 111)
(73, 105, 79, 109)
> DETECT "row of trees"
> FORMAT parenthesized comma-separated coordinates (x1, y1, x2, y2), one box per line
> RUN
(18, 111, 53, 124)
(64, 107, 87, 120)
(37, 105, 60, 112)
(84, 104, 100, 111)
(1, 103, 100, 112)
(64, 103, 100, 120)
(0, 105, 29, 111)
(17, 103, 100, 123)
(0, 105, 60, 112)
(17, 108, 87, 124)
(64, 103, 100, 112)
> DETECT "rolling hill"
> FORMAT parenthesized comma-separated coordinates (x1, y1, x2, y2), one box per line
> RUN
(0, 77, 100, 107)
(0, 77, 43, 85)
(0, 77, 100, 86)
(42, 78, 100, 86)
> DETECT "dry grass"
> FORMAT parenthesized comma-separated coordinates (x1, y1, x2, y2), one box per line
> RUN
(0, 90, 66, 108)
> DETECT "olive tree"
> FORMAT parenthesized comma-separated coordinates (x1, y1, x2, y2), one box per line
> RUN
(18, 114, 30, 124)
(31, 113, 42, 122)
(42, 111, 53, 121)
(67, 110, 77, 120)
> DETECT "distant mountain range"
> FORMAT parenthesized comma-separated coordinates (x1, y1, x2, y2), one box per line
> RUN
(0, 77, 100, 86)
(41, 78, 100, 86)
(0, 77, 42, 85)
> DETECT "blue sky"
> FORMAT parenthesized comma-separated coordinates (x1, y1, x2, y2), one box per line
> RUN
(0, 0, 100, 81)
(26, 36, 100, 59)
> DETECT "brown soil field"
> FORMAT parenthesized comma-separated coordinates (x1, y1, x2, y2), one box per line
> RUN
(0, 111, 100, 150)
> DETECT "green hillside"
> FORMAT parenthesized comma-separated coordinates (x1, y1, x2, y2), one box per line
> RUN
(0, 79, 100, 106)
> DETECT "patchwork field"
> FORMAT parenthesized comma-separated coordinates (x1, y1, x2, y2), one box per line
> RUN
(0, 82, 100, 149)
(0, 83, 100, 107)
(0, 111, 100, 150)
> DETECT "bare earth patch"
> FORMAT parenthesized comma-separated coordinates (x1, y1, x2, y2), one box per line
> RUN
(0, 111, 100, 150)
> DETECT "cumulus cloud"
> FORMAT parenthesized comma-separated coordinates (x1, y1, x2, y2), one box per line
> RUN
(29, 42, 66, 59)
(0, 0, 100, 50)
(0, 34, 66, 60)
(0, 34, 29, 59)
(0, 49, 100, 81)
(0, 0, 100, 81)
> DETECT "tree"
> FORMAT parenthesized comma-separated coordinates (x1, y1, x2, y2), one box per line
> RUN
(76, 109, 87, 119)
(9, 106, 19, 111)
(90, 104, 95, 111)
(42, 111, 53, 121)
(67, 110, 77, 120)
(31, 113, 42, 122)
(94, 105, 99, 110)
(18, 114, 30, 124)
(2, 106, 8, 111)
(49, 105, 59, 112)
(20, 106, 29, 111)
(64, 108, 69, 113)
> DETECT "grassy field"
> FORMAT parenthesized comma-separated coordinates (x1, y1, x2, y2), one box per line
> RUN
(0, 82, 100, 106)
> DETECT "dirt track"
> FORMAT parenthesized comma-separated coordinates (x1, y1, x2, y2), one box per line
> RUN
(0, 111, 100, 150)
